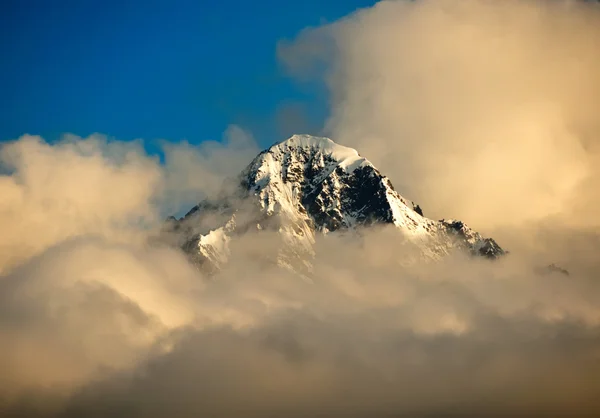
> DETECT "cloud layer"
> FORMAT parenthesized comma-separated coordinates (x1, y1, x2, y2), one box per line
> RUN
(5, 232, 600, 417)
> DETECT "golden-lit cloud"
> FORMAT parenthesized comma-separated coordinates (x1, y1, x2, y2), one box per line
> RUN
(281, 0, 600, 232)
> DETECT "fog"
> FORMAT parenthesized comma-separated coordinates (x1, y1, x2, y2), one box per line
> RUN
(2, 1, 600, 416)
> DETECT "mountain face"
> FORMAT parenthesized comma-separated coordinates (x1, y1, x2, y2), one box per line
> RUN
(165, 135, 505, 274)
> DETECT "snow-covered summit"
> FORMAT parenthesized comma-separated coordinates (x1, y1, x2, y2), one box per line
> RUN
(267, 134, 370, 172)
(168, 134, 505, 273)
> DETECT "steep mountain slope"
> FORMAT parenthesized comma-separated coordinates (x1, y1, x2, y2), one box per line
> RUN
(166, 135, 505, 274)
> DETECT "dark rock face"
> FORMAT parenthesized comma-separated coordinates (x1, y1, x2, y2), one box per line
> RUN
(302, 165, 395, 231)
(338, 166, 395, 226)
(440, 219, 506, 259)
(476, 239, 506, 259)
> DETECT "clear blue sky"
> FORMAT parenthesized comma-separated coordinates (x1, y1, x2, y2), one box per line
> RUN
(1, 0, 376, 152)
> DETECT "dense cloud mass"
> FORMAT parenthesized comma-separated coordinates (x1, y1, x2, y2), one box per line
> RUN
(2, 1, 600, 417)
(280, 0, 600, 232)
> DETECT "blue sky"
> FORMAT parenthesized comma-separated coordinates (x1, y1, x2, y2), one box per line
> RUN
(1, 0, 376, 152)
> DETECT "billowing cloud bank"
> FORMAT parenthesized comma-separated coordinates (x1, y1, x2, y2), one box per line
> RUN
(280, 0, 600, 232)
(2, 1, 600, 416)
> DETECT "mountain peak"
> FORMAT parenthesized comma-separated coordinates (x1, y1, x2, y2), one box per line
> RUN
(170, 134, 506, 274)
(264, 134, 370, 173)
